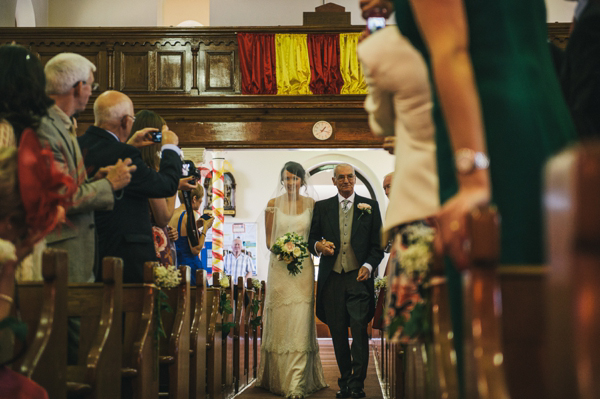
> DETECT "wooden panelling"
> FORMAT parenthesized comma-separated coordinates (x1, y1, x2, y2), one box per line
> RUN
(0, 25, 570, 149)
(206, 51, 234, 91)
(157, 51, 185, 91)
(119, 51, 149, 91)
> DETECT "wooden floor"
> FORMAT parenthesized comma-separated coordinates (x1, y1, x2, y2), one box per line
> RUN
(236, 339, 384, 399)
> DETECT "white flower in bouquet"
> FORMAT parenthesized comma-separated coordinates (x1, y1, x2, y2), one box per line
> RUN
(271, 232, 309, 276)
(219, 276, 230, 288)
(251, 278, 261, 290)
(154, 264, 182, 288)
(0, 239, 17, 264)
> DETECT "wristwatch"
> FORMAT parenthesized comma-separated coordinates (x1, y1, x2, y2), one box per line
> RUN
(454, 148, 490, 175)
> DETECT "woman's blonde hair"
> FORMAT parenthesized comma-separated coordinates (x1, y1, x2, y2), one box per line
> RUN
(178, 185, 204, 203)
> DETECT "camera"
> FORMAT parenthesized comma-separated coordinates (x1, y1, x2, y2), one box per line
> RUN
(150, 130, 162, 143)
(367, 17, 386, 34)
(182, 160, 201, 183)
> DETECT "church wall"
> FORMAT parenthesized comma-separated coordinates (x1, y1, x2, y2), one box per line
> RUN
(31, 0, 576, 27)
(47, 0, 163, 27)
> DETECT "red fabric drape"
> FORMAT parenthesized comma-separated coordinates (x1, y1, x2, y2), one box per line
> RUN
(237, 33, 277, 94)
(307, 34, 344, 95)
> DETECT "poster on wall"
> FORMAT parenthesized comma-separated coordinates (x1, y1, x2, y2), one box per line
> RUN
(201, 222, 257, 283)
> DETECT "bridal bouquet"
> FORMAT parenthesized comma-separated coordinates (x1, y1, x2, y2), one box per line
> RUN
(271, 232, 309, 276)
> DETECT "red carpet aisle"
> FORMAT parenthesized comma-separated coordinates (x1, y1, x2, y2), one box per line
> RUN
(236, 339, 384, 399)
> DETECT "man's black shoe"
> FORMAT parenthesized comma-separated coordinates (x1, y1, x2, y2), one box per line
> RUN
(350, 388, 366, 398)
(336, 389, 351, 398)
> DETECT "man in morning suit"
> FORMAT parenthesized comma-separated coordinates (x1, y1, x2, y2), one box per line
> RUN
(309, 163, 384, 399)
(39, 53, 136, 283)
(78, 90, 182, 283)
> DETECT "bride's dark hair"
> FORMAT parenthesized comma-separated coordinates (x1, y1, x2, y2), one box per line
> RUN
(280, 161, 307, 187)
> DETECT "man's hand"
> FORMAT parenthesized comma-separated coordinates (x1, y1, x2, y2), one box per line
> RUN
(105, 158, 137, 191)
(356, 266, 370, 282)
(359, 0, 394, 19)
(161, 126, 179, 146)
(179, 176, 197, 191)
(316, 239, 335, 256)
(383, 136, 395, 155)
(127, 127, 159, 148)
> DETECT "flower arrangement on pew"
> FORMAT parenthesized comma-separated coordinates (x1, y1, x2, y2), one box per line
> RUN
(153, 264, 181, 339)
(271, 232, 309, 276)
(217, 275, 236, 337)
(386, 223, 435, 341)
(374, 276, 388, 302)
(249, 278, 262, 331)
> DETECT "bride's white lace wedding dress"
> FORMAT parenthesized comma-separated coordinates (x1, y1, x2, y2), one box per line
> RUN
(256, 207, 328, 399)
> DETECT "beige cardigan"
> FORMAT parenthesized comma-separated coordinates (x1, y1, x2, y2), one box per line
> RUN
(358, 27, 440, 235)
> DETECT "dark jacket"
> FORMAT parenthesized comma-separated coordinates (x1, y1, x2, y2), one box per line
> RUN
(309, 194, 384, 324)
(78, 126, 182, 283)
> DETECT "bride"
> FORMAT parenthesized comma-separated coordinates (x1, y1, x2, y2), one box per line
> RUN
(257, 161, 328, 399)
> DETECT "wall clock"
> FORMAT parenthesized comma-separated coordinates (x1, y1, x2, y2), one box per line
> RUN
(312, 120, 333, 140)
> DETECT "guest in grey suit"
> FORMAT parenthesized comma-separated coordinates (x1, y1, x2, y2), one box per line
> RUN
(309, 163, 384, 399)
(39, 53, 136, 283)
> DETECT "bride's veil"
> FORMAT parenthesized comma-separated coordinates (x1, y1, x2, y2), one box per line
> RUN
(256, 161, 319, 277)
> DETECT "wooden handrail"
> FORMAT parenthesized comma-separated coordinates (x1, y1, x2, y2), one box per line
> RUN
(17, 249, 67, 378)
(86, 257, 123, 391)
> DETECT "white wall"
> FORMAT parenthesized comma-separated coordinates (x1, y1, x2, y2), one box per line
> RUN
(199, 148, 394, 280)
(163, 0, 209, 27)
(210, 0, 365, 27)
(48, 0, 163, 27)
(33, 0, 576, 27)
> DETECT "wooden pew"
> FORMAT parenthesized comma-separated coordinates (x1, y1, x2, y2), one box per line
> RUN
(428, 254, 459, 398)
(213, 272, 235, 399)
(545, 143, 600, 399)
(14, 248, 68, 399)
(158, 265, 191, 399)
(256, 280, 266, 378)
(205, 286, 223, 399)
(244, 278, 256, 387)
(190, 269, 207, 399)
(462, 207, 510, 399)
(66, 257, 123, 399)
(233, 276, 246, 394)
(122, 262, 159, 399)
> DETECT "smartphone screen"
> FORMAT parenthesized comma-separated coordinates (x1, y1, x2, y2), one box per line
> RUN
(151, 130, 162, 143)
(367, 17, 386, 34)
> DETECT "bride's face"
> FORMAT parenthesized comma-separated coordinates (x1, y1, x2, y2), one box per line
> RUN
(283, 170, 301, 194)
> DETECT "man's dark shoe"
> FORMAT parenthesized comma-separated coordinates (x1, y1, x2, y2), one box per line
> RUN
(336, 388, 351, 398)
(350, 388, 366, 398)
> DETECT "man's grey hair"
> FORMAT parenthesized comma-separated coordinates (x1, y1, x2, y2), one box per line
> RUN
(45, 53, 96, 95)
(333, 163, 355, 178)
(93, 96, 131, 127)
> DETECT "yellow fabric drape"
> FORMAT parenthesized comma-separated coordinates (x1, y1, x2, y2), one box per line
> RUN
(275, 34, 312, 95)
(339, 33, 368, 95)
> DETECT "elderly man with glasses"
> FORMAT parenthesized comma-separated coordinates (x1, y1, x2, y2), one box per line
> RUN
(37, 52, 137, 284)
(78, 90, 183, 283)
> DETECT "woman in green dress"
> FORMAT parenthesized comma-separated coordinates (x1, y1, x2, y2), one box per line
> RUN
(360, 0, 576, 394)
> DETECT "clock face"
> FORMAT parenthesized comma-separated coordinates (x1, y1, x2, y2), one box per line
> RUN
(313, 121, 333, 140)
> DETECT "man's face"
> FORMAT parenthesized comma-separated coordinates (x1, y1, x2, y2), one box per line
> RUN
(383, 175, 392, 198)
(74, 71, 94, 113)
(332, 165, 356, 198)
(233, 240, 242, 255)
